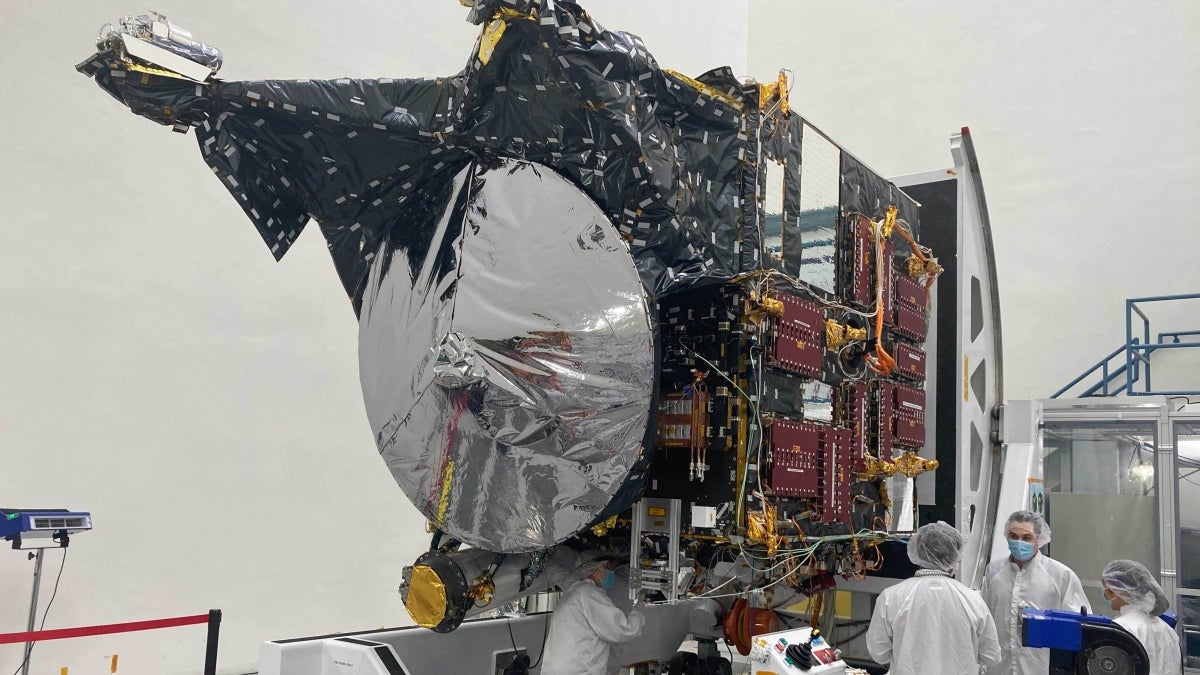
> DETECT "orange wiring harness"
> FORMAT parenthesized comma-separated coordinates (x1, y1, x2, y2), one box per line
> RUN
(861, 205, 944, 376)
(867, 209, 897, 376)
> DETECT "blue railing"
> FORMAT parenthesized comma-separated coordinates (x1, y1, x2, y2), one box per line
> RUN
(1052, 293, 1200, 398)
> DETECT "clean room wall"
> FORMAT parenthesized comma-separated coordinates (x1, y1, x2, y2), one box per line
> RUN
(746, 0, 1200, 400)
(0, 2, 746, 674)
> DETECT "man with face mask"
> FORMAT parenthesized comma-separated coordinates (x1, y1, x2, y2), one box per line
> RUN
(541, 554, 645, 675)
(981, 510, 1090, 675)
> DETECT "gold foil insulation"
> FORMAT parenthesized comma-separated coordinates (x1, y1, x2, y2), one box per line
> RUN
(405, 565, 449, 628)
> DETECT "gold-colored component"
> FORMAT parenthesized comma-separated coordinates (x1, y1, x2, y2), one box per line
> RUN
(746, 501, 779, 557)
(495, 7, 535, 20)
(907, 255, 945, 284)
(405, 565, 449, 628)
(590, 514, 619, 537)
(755, 69, 791, 115)
(963, 356, 970, 402)
(684, 533, 732, 542)
(473, 4, 534, 65)
(876, 480, 894, 529)
(927, 258, 944, 280)
(825, 320, 846, 351)
(757, 82, 775, 110)
(785, 590, 852, 619)
(907, 256, 926, 280)
(467, 574, 496, 606)
(664, 69, 745, 110)
(826, 320, 867, 351)
(767, 512, 778, 557)
(746, 512, 764, 541)
(760, 296, 784, 318)
(122, 60, 190, 80)
(857, 454, 897, 481)
(881, 205, 898, 239)
(458, 0, 474, 6)
(436, 460, 456, 525)
(893, 451, 939, 478)
(744, 292, 785, 327)
(478, 18, 507, 65)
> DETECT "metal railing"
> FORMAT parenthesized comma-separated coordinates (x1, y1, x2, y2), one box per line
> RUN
(1052, 293, 1200, 398)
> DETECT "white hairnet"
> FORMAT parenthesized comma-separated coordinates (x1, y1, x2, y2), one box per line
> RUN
(1005, 510, 1051, 547)
(907, 521, 965, 570)
(1103, 560, 1170, 615)
(574, 551, 618, 579)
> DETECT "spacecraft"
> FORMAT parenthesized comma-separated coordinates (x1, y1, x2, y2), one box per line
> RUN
(79, 0, 967, 653)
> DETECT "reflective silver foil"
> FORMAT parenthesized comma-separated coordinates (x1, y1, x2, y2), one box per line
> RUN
(359, 160, 655, 553)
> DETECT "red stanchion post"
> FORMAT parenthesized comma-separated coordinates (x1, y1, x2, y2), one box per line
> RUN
(204, 609, 221, 675)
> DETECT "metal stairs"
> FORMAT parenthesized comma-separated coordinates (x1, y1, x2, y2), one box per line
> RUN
(1052, 293, 1200, 398)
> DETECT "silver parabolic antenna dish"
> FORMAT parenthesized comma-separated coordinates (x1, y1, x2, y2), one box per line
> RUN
(359, 159, 655, 553)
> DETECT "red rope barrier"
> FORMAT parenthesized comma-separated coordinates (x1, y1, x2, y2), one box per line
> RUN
(0, 613, 209, 644)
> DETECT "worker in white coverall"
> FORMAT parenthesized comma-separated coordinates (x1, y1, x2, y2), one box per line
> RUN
(1102, 559, 1182, 675)
(541, 555, 644, 675)
(866, 521, 1002, 674)
(982, 510, 1091, 675)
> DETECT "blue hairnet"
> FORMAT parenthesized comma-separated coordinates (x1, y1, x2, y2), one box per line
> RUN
(907, 521, 964, 570)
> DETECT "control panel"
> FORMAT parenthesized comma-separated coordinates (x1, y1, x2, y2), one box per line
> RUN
(749, 627, 851, 674)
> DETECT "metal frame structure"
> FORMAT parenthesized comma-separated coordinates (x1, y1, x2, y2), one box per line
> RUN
(1037, 396, 1200, 672)
(629, 498, 682, 605)
(1054, 293, 1200, 398)
(1040, 398, 1176, 598)
(1174, 414, 1200, 673)
(891, 127, 1004, 590)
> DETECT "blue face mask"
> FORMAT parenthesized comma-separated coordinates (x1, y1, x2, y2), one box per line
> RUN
(600, 570, 616, 590)
(1008, 540, 1036, 562)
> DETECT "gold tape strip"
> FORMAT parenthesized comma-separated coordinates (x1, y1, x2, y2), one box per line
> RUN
(436, 460, 455, 525)
(664, 69, 745, 110)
